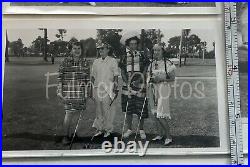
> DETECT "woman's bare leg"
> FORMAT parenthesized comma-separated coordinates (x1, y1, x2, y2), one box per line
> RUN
(63, 111, 74, 137)
(126, 114, 133, 130)
(158, 118, 171, 139)
(138, 117, 144, 130)
(153, 114, 164, 136)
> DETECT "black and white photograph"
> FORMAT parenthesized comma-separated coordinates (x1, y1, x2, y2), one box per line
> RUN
(237, 2, 248, 120)
(2, 18, 228, 157)
(3, 2, 220, 15)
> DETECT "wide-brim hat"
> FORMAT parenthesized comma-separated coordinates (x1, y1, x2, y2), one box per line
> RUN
(96, 40, 112, 49)
(120, 31, 140, 45)
(153, 43, 164, 50)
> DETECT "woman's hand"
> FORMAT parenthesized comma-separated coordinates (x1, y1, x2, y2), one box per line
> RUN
(131, 79, 142, 87)
(149, 77, 158, 83)
(57, 83, 66, 101)
(152, 72, 175, 83)
(112, 82, 119, 94)
(153, 76, 162, 83)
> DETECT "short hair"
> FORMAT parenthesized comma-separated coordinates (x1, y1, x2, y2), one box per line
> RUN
(97, 46, 114, 58)
(69, 42, 84, 57)
(70, 42, 83, 50)
(71, 42, 82, 48)
(152, 44, 171, 60)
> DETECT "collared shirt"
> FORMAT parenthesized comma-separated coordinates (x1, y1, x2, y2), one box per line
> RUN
(119, 48, 150, 74)
(125, 48, 141, 72)
(91, 56, 119, 98)
(119, 47, 150, 89)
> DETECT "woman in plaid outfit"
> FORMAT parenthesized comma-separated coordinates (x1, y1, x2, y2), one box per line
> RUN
(57, 42, 91, 145)
(119, 31, 150, 140)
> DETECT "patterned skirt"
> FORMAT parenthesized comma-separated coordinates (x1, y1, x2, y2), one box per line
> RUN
(64, 101, 86, 113)
(121, 85, 148, 118)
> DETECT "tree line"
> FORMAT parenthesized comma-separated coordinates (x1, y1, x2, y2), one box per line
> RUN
(6, 29, 215, 61)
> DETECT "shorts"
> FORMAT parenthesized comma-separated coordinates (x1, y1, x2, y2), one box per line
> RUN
(121, 94, 149, 119)
(64, 103, 86, 113)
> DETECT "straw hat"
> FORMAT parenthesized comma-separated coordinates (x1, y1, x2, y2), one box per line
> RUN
(120, 31, 140, 45)
(96, 40, 112, 49)
(153, 43, 163, 50)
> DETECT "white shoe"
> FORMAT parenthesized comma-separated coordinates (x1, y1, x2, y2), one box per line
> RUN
(152, 136, 163, 141)
(164, 138, 172, 145)
(104, 132, 111, 138)
(94, 131, 103, 137)
(123, 129, 133, 138)
(139, 130, 146, 140)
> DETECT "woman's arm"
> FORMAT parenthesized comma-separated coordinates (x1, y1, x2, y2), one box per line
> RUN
(112, 59, 120, 92)
(165, 70, 176, 82)
(119, 55, 128, 84)
(57, 58, 67, 99)
(90, 60, 97, 85)
(153, 69, 175, 83)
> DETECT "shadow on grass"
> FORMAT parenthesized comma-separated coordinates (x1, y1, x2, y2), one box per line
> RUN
(6, 61, 56, 66)
(4, 132, 219, 149)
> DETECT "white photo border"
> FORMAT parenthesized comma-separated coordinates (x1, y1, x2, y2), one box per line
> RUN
(2, 16, 229, 158)
(3, 2, 222, 15)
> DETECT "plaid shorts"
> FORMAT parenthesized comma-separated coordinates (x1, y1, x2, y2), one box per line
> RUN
(64, 103, 86, 113)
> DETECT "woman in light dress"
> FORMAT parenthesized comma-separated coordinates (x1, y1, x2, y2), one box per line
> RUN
(147, 44, 176, 145)
(91, 41, 119, 138)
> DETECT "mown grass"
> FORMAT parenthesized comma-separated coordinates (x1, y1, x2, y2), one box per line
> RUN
(2, 57, 219, 150)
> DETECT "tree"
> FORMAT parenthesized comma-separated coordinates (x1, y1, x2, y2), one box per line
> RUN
(50, 39, 68, 56)
(83, 38, 97, 58)
(9, 38, 24, 57)
(38, 28, 49, 61)
(97, 29, 123, 58)
(56, 29, 67, 41)
(23, 47, 28, 56)
(167, 36, 181, 54)
(141, 29, 164, 50)
(167, 33, 204, 57)
(32, 36, 43, 53)
(31, 36, 50, 57)
(69, 37, 78, 44)
(145, 29, 164, 44)
(162, 42, 166, 48)
(188, 34, 201, 46)
(5, 31, 9, 62)
(186, 34, 201, 54)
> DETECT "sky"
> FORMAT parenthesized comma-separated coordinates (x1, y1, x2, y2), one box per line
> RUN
(7, 28, 215, 51)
